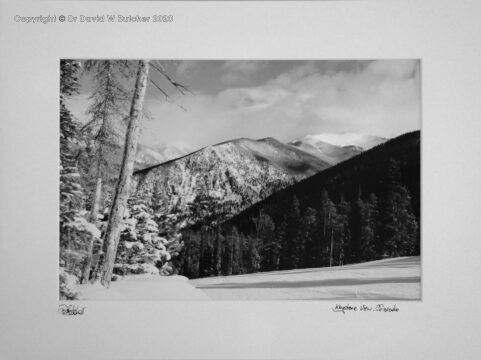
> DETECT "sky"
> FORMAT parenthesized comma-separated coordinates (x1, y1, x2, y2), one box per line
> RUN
(68, 59, 421, 151)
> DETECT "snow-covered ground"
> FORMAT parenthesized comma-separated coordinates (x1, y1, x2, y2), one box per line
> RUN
(72, 257, 420, 300)
(190, 256, 421, 300)
(74, 275, 210, 300)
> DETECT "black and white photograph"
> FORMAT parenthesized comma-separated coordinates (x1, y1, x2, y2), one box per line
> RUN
(3, 1, 481, 359)
(60, 59, 421, 300)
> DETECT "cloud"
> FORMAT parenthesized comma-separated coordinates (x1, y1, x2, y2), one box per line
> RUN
(216, 85, 291, 111)
(220, 60, 265, 84)
(175, 60, 196, 77)
(366, 59, 418, 79)
(133, 60, 420, 149)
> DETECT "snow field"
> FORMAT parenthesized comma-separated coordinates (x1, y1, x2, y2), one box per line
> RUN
(75, 275, 210, 300)
(191, 256, 421, 300)
(72, 257, 420, 301)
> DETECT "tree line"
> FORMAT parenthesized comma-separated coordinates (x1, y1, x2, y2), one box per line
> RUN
(175, 133, 421, 279)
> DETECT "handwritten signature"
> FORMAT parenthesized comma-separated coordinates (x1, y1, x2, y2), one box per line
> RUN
(58, 304, 86, 316)
(332, 303, 399, 314)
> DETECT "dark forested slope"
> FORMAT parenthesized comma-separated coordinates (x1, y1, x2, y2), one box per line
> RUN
(233, 130, 420, 228)
(176, 131, 420, 279)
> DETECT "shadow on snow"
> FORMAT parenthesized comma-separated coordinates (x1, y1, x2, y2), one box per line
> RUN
(195, 276, 421, 290)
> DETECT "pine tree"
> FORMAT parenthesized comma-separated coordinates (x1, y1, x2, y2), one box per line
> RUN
(114, 203, 183, 276)
(101, 60, 149, 287)
(232, 228, 244, 275)
(382, 159, 419, 257)
(359, 193, 379, 261)
(318, 189, 337, 267)
(279, 195, 302, 269)
(59, 59, 101, 297)
(257, 212, 278, 271)
(245, 234, 261, 273)
(79, 60, 132, 283)
(335, 196, 351, 266)
(290, 196, 304, 269)
(60, 59, 83, 227)
(213, 228, 223, 276)
(224, 226, 241, 275)
(299, 207, 318, 267)
(349, 187, 364, 263)
(198, 226, 212, 277)
(327, 202, 338, 268)
(177, 230, 201, 278)
(276, 218, 288, 270)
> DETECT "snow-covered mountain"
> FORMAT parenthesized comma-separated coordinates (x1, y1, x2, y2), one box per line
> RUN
(289, 138, 362, 165)
(132, 137, 330, 229)
(289, 133, 387, 165)
(135, 143, 193, 170)
(300, 133, 387, 149)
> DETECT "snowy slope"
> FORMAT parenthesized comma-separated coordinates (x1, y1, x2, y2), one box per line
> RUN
(288, 133, 387, 165)
(71, 257, 420, 300)
(289, 138, 362, 165)
(133, 137, 330, 229)
(74, 275, 210, 300)
(297, 133, 387, 150)
(232, 137, 330, 177)
(135, 143, 193, 170)
(191, 256, 421, 300)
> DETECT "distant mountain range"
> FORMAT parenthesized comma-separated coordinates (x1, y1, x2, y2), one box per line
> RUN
(300, 133, 387, 149)
(135, 133, 387, 169)
(289, 138, 362, 165)
(289, 133, 386, 165)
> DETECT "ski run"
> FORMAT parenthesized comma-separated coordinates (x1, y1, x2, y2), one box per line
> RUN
(74, 256, 420, 301)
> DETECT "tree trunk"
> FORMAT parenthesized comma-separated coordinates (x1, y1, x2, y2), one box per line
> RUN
(322, 210, 327, 262)
(339, 238, 344, 266)
(228, 232, 234, 276)
(214, 230, 221, 275)
(100, 60, 149, 287)
(81, 171, 102, 283)
(198, 232, 204, 277)
(329, 226, 334, 267)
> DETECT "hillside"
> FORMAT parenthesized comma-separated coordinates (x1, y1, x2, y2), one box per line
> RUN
(297, 133, 387, 149)
(230, 131, 420, 229)
(289, 138, 363, 165)
(135, 143, 193, 170)
(132, 137, 331, 230)
(175, 131, 420, 279)
(289, 133, 387, 165)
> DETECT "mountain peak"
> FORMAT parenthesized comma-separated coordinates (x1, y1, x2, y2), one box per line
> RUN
(133, 135, 332, 229)
(135, 143, 194, 170)
(295, 132, 387, 150)
(287, 132, 386, 165)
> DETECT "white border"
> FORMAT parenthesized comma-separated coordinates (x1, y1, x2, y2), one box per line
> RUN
(1, 1, 480, 359)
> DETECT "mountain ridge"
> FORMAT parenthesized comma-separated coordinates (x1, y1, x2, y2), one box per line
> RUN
(289, 133, 387, 165)
(227, 130, 420, 229)
(132, 136, 331, 230)
(293, 133, 387, 149)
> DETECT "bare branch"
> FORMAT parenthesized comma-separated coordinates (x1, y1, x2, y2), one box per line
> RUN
(148, 79, 187, 112)
(149, 61, 194, 95)
(148, 78, 170, 99)
(80, 118, 99, 133)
